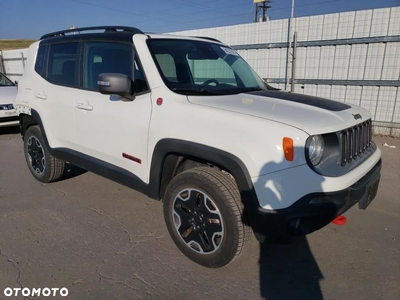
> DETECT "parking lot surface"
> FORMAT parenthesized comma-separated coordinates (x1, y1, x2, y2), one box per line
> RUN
(0, 127, 399, 300)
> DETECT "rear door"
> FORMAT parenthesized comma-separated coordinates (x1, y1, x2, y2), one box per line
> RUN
(37, 42, 79, 150)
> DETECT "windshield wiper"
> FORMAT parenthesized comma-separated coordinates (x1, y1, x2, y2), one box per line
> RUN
(228, 87, 265, 94)
(171, 87, 225, 96)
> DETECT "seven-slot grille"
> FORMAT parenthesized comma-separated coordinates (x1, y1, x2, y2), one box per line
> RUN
(340, 120, 372, 166)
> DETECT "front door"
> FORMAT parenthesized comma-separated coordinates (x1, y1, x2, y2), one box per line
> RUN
(74, 42, 152, 183)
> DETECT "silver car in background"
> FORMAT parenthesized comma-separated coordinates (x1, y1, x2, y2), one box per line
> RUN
(0, 72, 19, 128)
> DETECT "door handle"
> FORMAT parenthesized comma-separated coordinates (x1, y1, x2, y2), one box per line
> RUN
(75, 103, 93, 111)
(34, 92, 47, 100)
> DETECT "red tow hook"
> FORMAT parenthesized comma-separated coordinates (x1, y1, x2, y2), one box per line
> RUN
(332, 215, 347, 225)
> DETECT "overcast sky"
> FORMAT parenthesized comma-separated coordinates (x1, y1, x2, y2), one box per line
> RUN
(1, 0, 399, 39)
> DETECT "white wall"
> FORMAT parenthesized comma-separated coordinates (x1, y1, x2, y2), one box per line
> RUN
(1, 7, 399, 135)
(169, 6, 400, 136)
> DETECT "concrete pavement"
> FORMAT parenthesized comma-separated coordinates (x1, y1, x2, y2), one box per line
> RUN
(0, 127, 399, 300)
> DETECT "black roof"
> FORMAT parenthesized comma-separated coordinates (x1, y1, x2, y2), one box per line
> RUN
(40, 26, 143, 41)
(39, 26, 224, 45)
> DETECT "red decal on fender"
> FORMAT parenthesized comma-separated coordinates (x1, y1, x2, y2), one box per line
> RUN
(122, 152, 142, 164)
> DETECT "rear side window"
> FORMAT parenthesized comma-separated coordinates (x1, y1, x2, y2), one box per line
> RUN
(47, 43, 79, 87)
(34, 45, 47, 77)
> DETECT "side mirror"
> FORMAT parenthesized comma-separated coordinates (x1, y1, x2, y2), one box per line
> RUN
(98, 73, 134, 100)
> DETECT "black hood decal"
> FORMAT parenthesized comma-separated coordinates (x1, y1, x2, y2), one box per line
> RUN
(245, 90, 351, 111)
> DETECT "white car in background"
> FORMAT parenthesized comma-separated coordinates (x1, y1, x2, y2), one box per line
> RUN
(0, 72, 19, 128)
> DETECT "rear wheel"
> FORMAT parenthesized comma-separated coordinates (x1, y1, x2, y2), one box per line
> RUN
(24, 126, 65, 183)
(163, 167, 251, 268)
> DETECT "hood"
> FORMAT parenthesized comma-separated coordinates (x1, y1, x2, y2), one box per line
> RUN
(187, 90, 371, 135)
(0, 86, 18, 105)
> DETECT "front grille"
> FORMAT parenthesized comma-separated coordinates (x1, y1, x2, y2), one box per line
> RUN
(340, 120, 372, 166)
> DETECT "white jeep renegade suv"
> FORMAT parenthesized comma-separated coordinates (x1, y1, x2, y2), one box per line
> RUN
(14, 26, 381, 268)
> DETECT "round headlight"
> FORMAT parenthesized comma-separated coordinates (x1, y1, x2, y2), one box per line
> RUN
(307, 135, 325, 166)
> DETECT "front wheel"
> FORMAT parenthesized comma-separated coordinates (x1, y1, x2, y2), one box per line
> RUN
(24, 126, 65, 183)
(163, 167, 251, 268)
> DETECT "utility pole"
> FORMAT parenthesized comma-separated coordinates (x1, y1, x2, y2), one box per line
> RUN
(284, 0, 295, 90)
(254, 0, 272, 23)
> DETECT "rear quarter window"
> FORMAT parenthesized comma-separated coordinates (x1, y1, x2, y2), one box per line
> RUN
(34, 45, 47, 78)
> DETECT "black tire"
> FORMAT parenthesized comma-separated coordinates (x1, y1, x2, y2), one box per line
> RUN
(24, 126, 65, 183)
(163, 167, 251, 268)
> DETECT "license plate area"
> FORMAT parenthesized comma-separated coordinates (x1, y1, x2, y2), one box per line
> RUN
(358, 175, 380, 210)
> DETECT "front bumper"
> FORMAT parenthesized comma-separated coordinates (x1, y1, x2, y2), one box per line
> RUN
(249, 158, 381, 242)
(0, 110, 19, 127)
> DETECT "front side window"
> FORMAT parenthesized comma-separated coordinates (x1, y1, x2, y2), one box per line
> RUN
(83, 42, 148, 94)
(47, 43, 78, 87)
(147, 39, 266, 95)
(83, 42, 132, 90)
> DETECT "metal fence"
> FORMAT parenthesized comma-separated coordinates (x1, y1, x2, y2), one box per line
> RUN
(0, 49, 28, 82)
(1, 7, 399, 136)
(170, 6, 400, 136)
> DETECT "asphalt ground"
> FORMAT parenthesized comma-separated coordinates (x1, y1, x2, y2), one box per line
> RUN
(0, 127, 399, 300)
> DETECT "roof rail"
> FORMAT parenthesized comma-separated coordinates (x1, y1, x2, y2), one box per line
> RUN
(41, 26, 143, 39)
(192, 36, 222, 43)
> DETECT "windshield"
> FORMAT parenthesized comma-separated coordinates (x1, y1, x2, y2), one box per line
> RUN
(147, 39, 267, 95)
(0, 73, 15, 86)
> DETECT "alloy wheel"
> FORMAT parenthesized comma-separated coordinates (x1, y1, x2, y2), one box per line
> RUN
(27, 136, 46, 175)
(172, 188, 224, 254)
